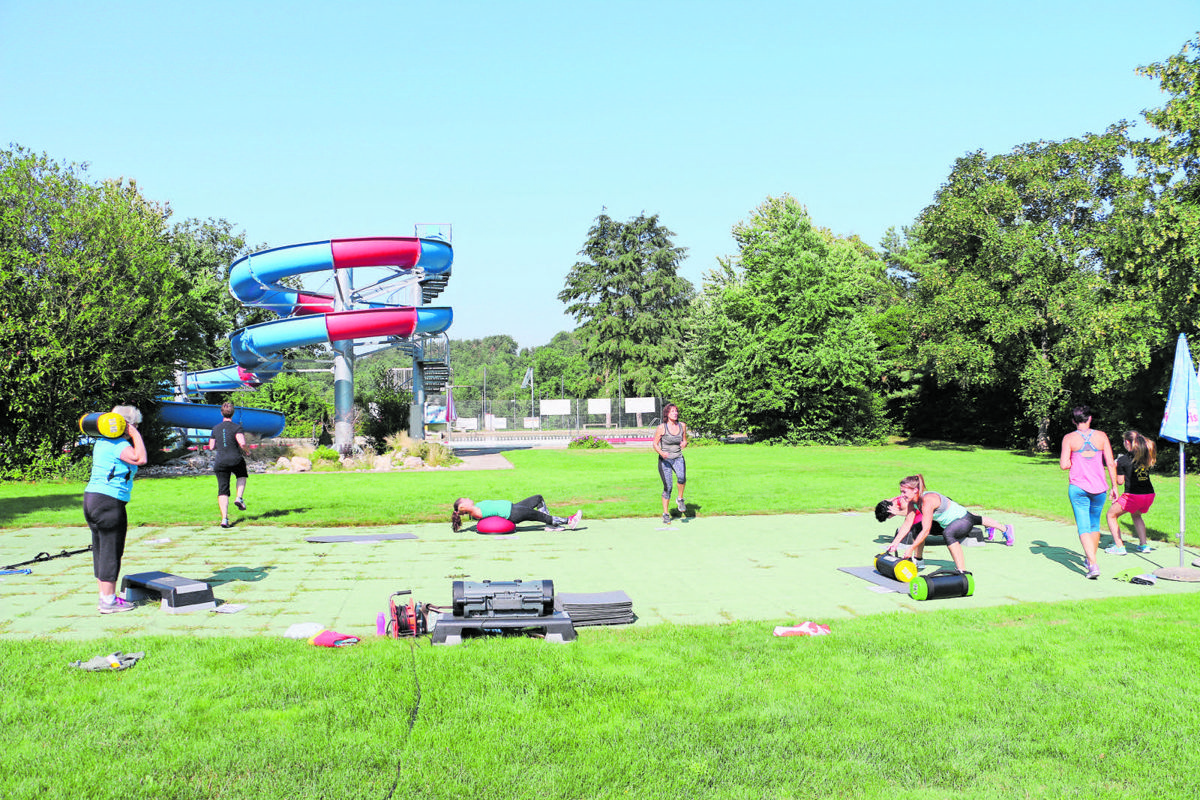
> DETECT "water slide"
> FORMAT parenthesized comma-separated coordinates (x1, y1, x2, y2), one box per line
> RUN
(160, 237, 454, 437)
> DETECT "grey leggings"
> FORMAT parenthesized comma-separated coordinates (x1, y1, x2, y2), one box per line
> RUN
(658, 456, 686, 499)
(940, 514, 975, 546)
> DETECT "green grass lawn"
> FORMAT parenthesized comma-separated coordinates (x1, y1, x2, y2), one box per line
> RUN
(4, 442, 1200, 546)
(3, 442, 1199, 799)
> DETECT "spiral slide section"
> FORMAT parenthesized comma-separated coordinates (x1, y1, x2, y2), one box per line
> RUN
(226, 237, 454, 370)
(160, 236, 453, 437)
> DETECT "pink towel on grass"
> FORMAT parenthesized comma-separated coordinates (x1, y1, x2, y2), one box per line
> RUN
(308, 629, 361, 647)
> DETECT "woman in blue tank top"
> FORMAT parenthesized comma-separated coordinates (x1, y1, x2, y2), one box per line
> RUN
(82, 405, 148, 614)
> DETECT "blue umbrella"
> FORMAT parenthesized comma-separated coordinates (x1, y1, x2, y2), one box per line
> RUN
(1158, 334, 1200, 571)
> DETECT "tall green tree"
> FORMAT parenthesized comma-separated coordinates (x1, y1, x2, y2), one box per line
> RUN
(0, 146, 230, 475)
(558, 212, 693, 397)
(1129, 35, 1200, 338)
(891, 130, 1158, 449)
(674, 196, 889, 443)
(168, 217, 261, 372)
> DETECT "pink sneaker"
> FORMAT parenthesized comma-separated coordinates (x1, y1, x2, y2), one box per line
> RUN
(568, 511, 583, 530)
(1003, 525, 1015, 547)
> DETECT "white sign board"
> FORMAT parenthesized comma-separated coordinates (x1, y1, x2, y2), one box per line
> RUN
(587, 398, 612, 415)
(539, 398, 571, 416)
(485, 414, 507, 430)
(523, 417, 541, 429)
(625, 396, 656, 414)
(456, 417, 478, 431)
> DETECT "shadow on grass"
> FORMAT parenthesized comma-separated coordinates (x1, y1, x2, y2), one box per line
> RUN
(0, 492, 80, 525)
(1030, 539, 1087, 577)
(894, 438, 983, 452)
(200, 565, 276, 587)
(253, 508, 311, 520)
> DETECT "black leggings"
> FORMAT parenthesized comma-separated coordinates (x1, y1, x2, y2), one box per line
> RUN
(84, 492, 128, 583)
(509, 495, 563, 526)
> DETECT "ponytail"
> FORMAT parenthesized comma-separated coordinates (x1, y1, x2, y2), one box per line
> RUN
(899, 474, 926, 496)
(451, 497, 466, 532)
(1124, 431, 1157, 470)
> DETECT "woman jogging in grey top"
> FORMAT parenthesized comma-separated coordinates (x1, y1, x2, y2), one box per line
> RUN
(654, 403, 688, 524)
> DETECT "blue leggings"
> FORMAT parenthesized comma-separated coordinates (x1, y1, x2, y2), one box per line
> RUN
(1068, 484, 1106, 534)
(658, 456, 686, 499)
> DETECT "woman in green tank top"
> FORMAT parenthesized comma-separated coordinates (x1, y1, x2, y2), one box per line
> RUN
(452, 496, 581, 532)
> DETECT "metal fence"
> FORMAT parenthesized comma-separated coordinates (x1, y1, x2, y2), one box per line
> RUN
(428, 391, 663, 433)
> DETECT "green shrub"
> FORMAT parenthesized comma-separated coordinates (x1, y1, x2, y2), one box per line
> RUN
(423, 442, 462, 467)
(569, 434, 613, 449)
(312, 446, 340, 463)
(688, 436, 722, 447)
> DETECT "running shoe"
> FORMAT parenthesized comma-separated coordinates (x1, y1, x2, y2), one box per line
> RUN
(1003, 525, 1015, 546)
(912, 559, 925, 569)
(662, 513, 671, 525)
(984, 527, 997, 542)
(98, 597, 138, 614)
(1136, 544, 1154, 554)
(234, 498, 246, 511)
(544, 525, 565, 532)
(220, 520, 233, 529)
(676, 497, 687, 514)
(568, 510, 583, 530)
(1104, 544, 1128, 556)
(1086, 563, 1100, 579)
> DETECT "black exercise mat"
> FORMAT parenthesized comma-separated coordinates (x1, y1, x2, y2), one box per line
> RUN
(555, 590, 635, 626)
(304, 533, 419, 543)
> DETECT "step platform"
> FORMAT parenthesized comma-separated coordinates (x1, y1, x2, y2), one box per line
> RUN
(430, 611, 577, 646)
(120, 571, 216, 614)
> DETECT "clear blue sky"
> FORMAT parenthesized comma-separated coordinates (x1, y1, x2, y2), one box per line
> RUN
(2, 1, 1195, 349)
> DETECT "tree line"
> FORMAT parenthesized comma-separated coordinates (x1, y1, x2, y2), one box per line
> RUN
(3, 36, 1199, 477)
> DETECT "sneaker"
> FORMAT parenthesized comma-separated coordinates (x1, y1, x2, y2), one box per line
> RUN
(1086, 563, 1100, 579)
(912, 558, 925, 569)
(98, 597, 137, 614)
(1003, 525, 1016, 547)
(543, 525, 565, 532)
(676, 497, 687, 514)
(234, 498, 246, 511)
(220, 520, 232, 529)
(567, 510, 583, 530)
(984, 527, 997, 542)
(662, 513, 671, 525)
(1105, 544, 1128, 556)
(1136, 544, 1154, 554)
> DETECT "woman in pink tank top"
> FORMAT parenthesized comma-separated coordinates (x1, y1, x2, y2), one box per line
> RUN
(1059, 406, 1117, 580)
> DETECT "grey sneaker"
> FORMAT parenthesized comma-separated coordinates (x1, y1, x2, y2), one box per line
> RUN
(676, 497, 686, 513)
(98, 597, 138, 614)
(1086, 563, 1101, 579)
(662, 513, 671, 524)
(234, 497, 246, 511)
(1105, 544, 1127, 556)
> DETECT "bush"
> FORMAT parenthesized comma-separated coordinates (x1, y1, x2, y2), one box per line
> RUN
(569, 434, 613, 449)
(311, 446, 340, 463)
(423, 442, 461, 468)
